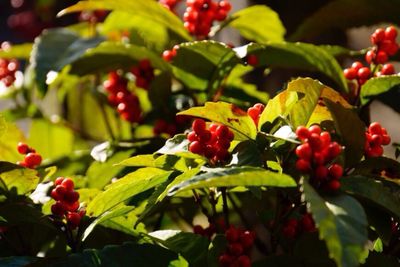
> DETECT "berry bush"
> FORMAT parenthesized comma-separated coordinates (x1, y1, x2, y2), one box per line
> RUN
(0, 1, 400, 266)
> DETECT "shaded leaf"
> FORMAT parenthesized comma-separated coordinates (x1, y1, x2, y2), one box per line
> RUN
(244, 42, 348, 91)
(302, 180, 368, 267)
(360, 75, 400, 110)
(168, 166, 296, 196)
(341, 176, 400, 220)
(289, 0, 400, 41)
(324, 99, 365, 167)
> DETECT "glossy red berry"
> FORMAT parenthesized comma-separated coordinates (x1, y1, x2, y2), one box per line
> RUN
(61, 179, 74, 191)
(54, 177, 65, 186)
(365, 50, 376, 64)
(247, 55, 258, 66)
(369, 122, 382, 135)
(351, 61, 363, 71)
(189, 141, 204, 154)
(329, 164, 343, 180)
(192, 119, 206, 133)
(24, 153, 42, 168)
(357, 67, 371, 79)
(237, 255, 251, 267)
(67, 212, 81, 228)
(375, 50, 388, 64)
(343, 68, 357, 80)
(17, 142, 30, 155)
(228, 243, 243, 256)
(381, 64, 395, 75)
(51, 202, 65, 216)
(385, 26, 398, 41)
(296, 126, 310, 140)
(328, 180, 341, 191)
(295, 143, 312, 160)
(296, 159, 311, 173)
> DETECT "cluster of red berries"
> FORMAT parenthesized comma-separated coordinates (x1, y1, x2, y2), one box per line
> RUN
(162, 45, 179, 62)
(282, 213, 316, 239)
(50, 177, 85, 229)
(17, 142, 42, 169)
(103, 71, 142, 123)
(0, 42, 18, 87)
(183, 0, 232, 38)
(218, 226, 254, 267)
(131, 59, 155, 90)
(295, 125, 344, 192)
(159, 0, 181, 11)
(364, 122, 391, 158)
(367, 26, 398, 65)
(247, 103, 265, 127)
(193, 223, 217, 239)
(187, 119, 234, 164)
(344, 26, 398, 87)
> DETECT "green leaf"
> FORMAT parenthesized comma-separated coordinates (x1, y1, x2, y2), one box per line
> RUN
(0, 43, 33, 59)
(207, 234, 227, 267)
(101, 11, 171, 52)
(168, 166, 296, 196)
(177, 102, 257, 140)
(261, 78, 350, 128)
(86, 150, 134, 189)
(68, 42, 169, 75)
(230, 140, 263, 167)
(352, 157, 400, 177)
(59, 0, 191, 41)
(362, 252, 400, 267)
(0, 120, 26, 162)
(149, 230, 210, 266)
(289, 0, 400, 41)
(360, 75, 400, 108)
(258, 91, 298, 129)
(30, 28, 103, 95)
(41, 243, 181, 267)
(86, 168, 172, 216)
(172, 41, 240, 94)
(0, 167, 39, 195)
(228, 5, 285, 43)
(324, 99, 366, 167)
(341, 176, 400, 220)
(245, 42, 348, 91)
(302, 180, 368, 267)
(28, 119, 76, 161)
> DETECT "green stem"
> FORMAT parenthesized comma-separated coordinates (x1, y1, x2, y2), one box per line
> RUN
(221, 188, 229, 226)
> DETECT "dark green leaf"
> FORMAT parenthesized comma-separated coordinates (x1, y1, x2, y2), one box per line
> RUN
(31, 28, 103, 95)
(39, 243, 181, 267)
(352, 157, 400, 177)
(207, 234, 227, 267)
(360, 76, 400, 110)
(68, 42, 169, 75)
(59, 0, 191, 41)
(168, 166, 296, 196)
(341, 176, 400, 220)
(230, 140, 263, 167)
(245, 42, 348, 91)
(362, 252, 400, 267)
(324, 99, 365, 167)
(149, 230, 209, 266)
(172, 41, 240, 94)
(177, 102, 257, 140)
(0, 256, 37, 267)
(289, 0, 400, 41)
(228, 5, 285, 43)
(302, 180, 368, 267)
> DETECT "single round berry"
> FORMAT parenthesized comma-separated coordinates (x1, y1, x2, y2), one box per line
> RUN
(17, 142, 30, 155)
(357, 67, 371, 80)
(385, 26, 398, 41)
(192, 119, 206, 134)
(296, 159, 311, 173)
(295, 143, 312, 160)
(329, 164, 343, 180)
(351, 61, 363, 71)
(54, 177, 65, 186)
(315, 165, 328, 180)
(24, 153, 42, 168)
(189, 141, 204, 155)
(296, 126, 310, 140)
(344, 68, 357, 80)
(67, 212, 81, 228)
(365, 50, 376, 64)
(247, 55, 258, 66)
(61, 179, 74, 191)
(381, 64, 395, 75)
(375, 50, 388, 64)
(328, 180, 341, 191)
(369, 122, 382, 135)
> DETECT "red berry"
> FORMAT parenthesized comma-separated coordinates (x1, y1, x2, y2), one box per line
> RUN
(309, 125, 321, 135)
(296, 143, 312, 160)
(64, 191, 80, 204)
(67, 212, 81, 228)
(320, 132, 331, 147)
(225, 226, 239, 242)
(218, 254, 234, 267)
(192, 119, 206, 134)
(313, 152, 325, 165)
(189, 141, 204, 155)
(343, 68, 357, 80)
(371, 28, 385, 44)
(282, 224, 297, 238)
(357, 67, 371, 80)
(50, 189, 61, 201)
(17, 142, 30, 155)
(328, 142, 342, 158)
(328, 180, 341, 191)
(351, 61, 363, 71)
(301, 214, 316, 232)
(381, 64, 395, 75)
(308, 133, 323, 151)
(385, 26, 398, 41)
(382, 134, 391, 145)
(365, 50, 376, 64)
(215, 125, 230, 139)
(198, 130, 212, 143)
(369, 122, 382, 135)
(371, 134, 383, 146)
(187, 131, 198, 142)
(193, 225, 205, 235)
(228, 243, 244, 256)
(315, 165, 328, 180)
(65, 201, 80, 212)
(329, 164, 343, 179)
(240, 231, 255, 248)
(162, 50, 175, 62)
(54, 177, 65, 186)
(237, 255, 251, 267)
(247, 55, 258, 66)
(61, 179, 74, 191)
(375, 50, 388, 64)
(24, 153, 42, 168)
(51, 202, 65, 216)
(296, 159, 311, 173)
(296, 126, 310, 140)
